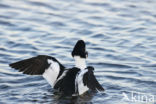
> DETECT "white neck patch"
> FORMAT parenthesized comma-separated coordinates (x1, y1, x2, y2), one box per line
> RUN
(74, 56, 87, 70)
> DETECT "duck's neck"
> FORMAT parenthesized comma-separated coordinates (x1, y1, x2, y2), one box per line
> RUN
(74, 56, 86, 70)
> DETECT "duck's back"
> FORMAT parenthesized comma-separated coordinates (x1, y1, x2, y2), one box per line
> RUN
(54, 67, 80, 96)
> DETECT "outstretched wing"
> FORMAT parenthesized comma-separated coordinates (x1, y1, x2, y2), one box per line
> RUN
(83, 66, 104, 91)
(9, 55, 65, 75)
(9, 55, 65, 87)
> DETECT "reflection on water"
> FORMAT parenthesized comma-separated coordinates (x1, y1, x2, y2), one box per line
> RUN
(0, 0, 156, 104)
(51, 91, 96, 104)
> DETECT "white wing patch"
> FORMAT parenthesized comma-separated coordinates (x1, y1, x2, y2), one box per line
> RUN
(42, 59, 60, 87)
(76, 69, 89, 95)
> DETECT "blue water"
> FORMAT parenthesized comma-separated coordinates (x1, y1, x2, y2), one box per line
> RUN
(0, 0, 156, 104)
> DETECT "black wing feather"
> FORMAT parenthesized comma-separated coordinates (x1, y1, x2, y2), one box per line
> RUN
(83, 66, 104, 91)
(9, 55, 64, 75)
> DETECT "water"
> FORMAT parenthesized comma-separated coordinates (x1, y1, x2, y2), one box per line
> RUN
(0, 0, 156, 104)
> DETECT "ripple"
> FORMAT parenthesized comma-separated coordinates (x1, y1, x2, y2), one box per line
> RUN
(91, 33, 104, 38)
(0, 3, 11, 8)
(143, 64, 156, 67)
(94, 62, 132, 68)
(0, 20, 15, 26)
(105, 75, 156, 85)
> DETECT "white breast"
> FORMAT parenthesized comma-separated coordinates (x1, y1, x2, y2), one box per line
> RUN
(75, 69, 89, 95)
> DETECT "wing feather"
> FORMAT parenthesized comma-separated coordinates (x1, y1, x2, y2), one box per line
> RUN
(9, 55, 65, 75)
(83, 66, 104, 91)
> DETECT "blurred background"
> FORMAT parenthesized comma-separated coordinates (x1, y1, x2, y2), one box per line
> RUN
(0, 0, 156, 104)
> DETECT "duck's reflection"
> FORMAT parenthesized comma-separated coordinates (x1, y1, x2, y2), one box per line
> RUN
(52, 91, 95, 104)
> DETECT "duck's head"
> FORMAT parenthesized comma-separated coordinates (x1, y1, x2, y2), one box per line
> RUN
(72, 40, 88, 59)
(72, 40, 88, 69)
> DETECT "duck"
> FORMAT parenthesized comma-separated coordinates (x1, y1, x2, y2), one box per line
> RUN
(9, 40, 104, 96)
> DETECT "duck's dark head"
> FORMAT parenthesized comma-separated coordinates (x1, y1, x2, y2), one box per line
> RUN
(72, 40, 88, 58)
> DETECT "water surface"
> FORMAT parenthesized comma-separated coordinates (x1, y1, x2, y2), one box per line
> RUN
(0, 0, 156, 104)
